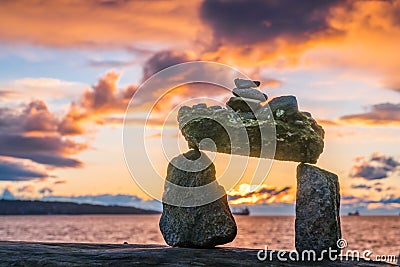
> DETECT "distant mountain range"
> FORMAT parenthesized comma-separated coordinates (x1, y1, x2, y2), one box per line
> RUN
(0, 200, 160, 215)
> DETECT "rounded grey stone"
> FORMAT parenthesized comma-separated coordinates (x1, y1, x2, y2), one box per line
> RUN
(232, 88, 268, 102)
(226, 97, 261, 113)
(234, 78, 260, 88)
(268, 95, 298, 116)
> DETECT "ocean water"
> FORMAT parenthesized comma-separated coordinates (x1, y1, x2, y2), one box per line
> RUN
(0, 215, 398, 263)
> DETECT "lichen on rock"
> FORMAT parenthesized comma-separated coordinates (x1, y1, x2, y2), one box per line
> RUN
(178, 96, 324, 163)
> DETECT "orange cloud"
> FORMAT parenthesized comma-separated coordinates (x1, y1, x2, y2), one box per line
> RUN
(228, 184, 293, 205)
(307, 0, 400, 90)
(0, 0, 204, 49)
(2, 0, 399, 88)
(59, 71, 137, 135)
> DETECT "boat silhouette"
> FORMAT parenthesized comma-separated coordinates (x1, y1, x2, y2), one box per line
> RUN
(348, 210, 360, 216)
(231, 206, 250, 215)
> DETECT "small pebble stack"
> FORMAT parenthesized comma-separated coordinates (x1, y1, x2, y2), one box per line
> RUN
(226, 78, 268, 118)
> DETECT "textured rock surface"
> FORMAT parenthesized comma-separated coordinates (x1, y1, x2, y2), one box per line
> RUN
(268, 95, 299, 116)
(296, 163, 341, 255)
(233, 88, 268, 101)
(226, 96, 261, 113)
(0, 242, 396, 266)
(159, 150, 237, 248)
(178, 97, 324, 163)
(234, 78, 260, 88)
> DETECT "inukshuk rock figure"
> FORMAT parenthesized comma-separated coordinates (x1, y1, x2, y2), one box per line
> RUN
(160, 78, 341, 253)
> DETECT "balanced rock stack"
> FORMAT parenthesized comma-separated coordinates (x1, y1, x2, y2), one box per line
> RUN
(226, 78, 267, 115)
(178, 79, 324, 163)
(160, 78, 341, 254)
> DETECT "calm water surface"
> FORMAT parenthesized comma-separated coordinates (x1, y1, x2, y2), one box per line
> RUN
(0, 215, 398, 261)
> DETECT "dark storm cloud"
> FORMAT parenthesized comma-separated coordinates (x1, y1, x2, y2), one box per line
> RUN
(0, 99, 86, 170)
(340, 103, 400, 125)
(200, 0, 341, 45)
(142, 50, 191, 81)
(0, 135, 84, 167)
(21, 100, 59, 132)
(0, 158, 48, 181)
(351, 153, 400, 180)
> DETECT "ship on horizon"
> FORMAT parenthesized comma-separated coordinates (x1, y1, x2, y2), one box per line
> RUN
(348, 210, 360, 216)
(231, 206, 250, 216)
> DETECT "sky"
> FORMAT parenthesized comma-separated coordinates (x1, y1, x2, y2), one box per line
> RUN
(0, 0, 399, 215)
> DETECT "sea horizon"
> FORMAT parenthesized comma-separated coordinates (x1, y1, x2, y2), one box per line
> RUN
(1, 215, 398, 263)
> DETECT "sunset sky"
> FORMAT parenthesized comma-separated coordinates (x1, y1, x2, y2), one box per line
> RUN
(0, 0, 399, 215)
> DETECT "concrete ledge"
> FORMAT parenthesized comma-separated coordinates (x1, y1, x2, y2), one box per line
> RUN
(0, 241, 396, 266)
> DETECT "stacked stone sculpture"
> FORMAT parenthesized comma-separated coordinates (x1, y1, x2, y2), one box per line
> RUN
(159, 78, 342, 255)
(178, 78, 325, 163)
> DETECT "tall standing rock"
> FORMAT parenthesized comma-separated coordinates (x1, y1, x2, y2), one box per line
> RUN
(159, 150, 237, 248)
(295, 163, 341, 255)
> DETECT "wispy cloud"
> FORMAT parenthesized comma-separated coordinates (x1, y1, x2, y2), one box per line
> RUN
(350, 152, 400, 180)
(228, 184, 292, 205)
(341, 194, 400, 215)
(339, 103, 400, 126)
(0, 156, 49, 181)
(0, 78, 86, 102)
(17, 184, 35, 193)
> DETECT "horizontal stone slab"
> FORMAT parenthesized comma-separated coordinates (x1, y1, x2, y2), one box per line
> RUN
(178, 98, 324, 163)
(0, 242, 395, 266)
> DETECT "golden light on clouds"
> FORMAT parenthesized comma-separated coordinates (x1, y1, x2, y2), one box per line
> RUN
(0, 0, 399, 213)
(228, 183, 294, 205)
(0, 0, 205, 48)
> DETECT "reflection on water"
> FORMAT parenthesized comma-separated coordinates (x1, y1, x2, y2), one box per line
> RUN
(0, 215, 398, 260)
